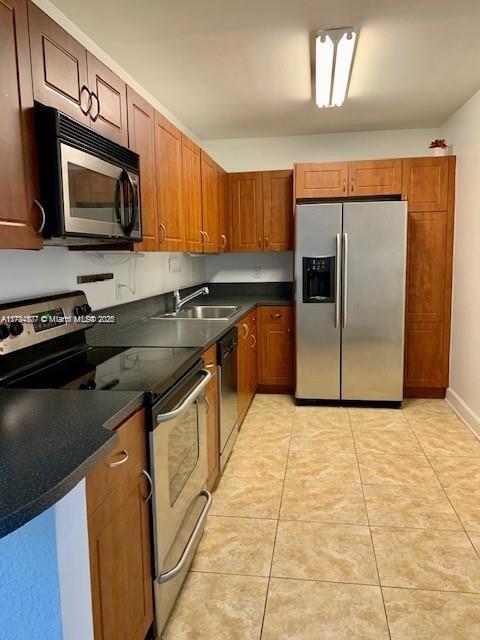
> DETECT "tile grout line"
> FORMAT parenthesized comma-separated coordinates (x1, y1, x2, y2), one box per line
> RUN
(348, 407, 393, 640)
(259, 400, 296, 639)
(403, 408, 480, 564)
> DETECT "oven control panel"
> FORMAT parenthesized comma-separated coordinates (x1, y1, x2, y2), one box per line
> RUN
(0, 291, 93, 356)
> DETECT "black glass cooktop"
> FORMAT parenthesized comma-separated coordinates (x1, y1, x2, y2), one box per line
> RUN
(5, 346, 200, 402)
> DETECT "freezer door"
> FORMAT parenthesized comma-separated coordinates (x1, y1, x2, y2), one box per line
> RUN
(341, 201, 407, 401)
(295, 203, 342, 400)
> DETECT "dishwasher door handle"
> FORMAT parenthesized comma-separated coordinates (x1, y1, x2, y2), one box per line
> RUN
(156, 369, 212, 423)
(156, 490, 212, 584)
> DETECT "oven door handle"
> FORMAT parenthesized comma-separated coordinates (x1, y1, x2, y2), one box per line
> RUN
(156, 369, 212, 424)
(156, 490, 212, 584)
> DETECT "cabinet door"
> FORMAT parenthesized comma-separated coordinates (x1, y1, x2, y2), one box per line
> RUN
(247, 312, 258, 400)
(88, 462, 153, 640)
(182, 135, 203, 252)
(230, 172, 263, 252)
(201, 150, 219, 253)
(294, 162, 348, 198)
(349, 159, 402, 196)
(404, 210, 448, 389)
(216, 163, 229, 252)
(402, 157, 450, 211)
(262, 170, 293, 251)
(236, 320, 249, 425)
(127, 88, 157, 251)
(87, 53, 128, 145)
(28, 1, 90, 123)
(0, 0, 42, 249)
(259, 307, 294, 388)
(154, 111, 184, 251)
(205, 373, 219, 490)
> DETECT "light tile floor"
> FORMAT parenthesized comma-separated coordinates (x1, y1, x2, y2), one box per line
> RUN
(162, 396, 480, 639)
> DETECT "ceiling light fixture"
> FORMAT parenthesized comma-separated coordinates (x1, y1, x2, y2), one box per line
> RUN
(315, 27, 358, 108)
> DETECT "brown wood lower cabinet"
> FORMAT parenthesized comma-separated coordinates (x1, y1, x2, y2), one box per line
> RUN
(237, 310, 258, 426)
(202, 344, 219, 489)
(86, 409, 153, 640)
(258, 306, 294, 391)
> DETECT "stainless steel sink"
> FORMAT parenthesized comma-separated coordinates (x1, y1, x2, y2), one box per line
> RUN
(152, 305, 240, 320)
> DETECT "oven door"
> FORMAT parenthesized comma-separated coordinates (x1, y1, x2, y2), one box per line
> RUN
(60, 143, 141, 239)
(150, 364, 212, 633)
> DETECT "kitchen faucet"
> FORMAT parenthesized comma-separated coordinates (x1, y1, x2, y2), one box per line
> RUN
(173, 286, 209, 314)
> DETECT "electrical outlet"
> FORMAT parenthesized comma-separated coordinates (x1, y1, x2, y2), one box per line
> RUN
(115, 279, 122, 300)
(253, 266, 262, 280)
(192, 265, 199, 283)
(169, 256, 182, 274)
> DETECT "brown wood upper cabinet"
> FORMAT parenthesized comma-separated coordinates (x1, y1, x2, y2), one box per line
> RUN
(402, 157, 449, 211)
(263, 170, 293, 251)
(28, 2, 128, 143)
(127, 88, 157, 251)
(295, 162, 348, 198)
(155, 111, 185, 251)
(201, 151, 219, 253)
(349, 159, 402, 196)
(216, 163, 229, 252)
(295, 159, 402, 199)
(182, 135, 203, 252)
(86, 53, 128, 145)
(86, 409, 153, 640)
(0, 0, 42, 249)
(230, 170, 293, 252)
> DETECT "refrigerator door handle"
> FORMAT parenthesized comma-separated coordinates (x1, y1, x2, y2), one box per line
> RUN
(335, 233, 342, 328)
(342, 232, 349, 329)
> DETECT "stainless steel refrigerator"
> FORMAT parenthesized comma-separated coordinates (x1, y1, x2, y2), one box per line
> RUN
(295, 200, 407, 404)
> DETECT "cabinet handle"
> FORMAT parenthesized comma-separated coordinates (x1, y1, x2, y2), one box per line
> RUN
(80, 85, 92, 115)
(265, 236, 269, 247)
(343, 178, 346, 193)
(90, 91, 100, 122)
(159, 223, 166, 243)
(258, 237, 262, 248)
(203, 230, 210, 244)
(251, 334, 257, 348)
(350, 178, 354, 193)
(271, 313, 282, 319)
(242, 323, 249, 338)
(108, 449, 129, 468)
(205, 362, 216, 370)
(33, 199, 46, 233)
(141, 469, 153, 502)
(220, 234, 227, 248)
(204, 395, 210, 415)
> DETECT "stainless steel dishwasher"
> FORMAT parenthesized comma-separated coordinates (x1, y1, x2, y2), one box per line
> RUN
(217, 327, 239, 470)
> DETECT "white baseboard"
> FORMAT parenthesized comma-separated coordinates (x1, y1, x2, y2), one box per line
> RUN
(446, 387, 480, 438)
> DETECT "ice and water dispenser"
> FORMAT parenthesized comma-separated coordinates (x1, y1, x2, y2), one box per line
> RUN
(302, 256, 336, 303)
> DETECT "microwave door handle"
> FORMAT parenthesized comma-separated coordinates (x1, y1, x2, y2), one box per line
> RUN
(114, 174, 123, 230)
(123, 171, 139, 237)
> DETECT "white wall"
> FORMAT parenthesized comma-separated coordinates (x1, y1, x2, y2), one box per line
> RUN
(207, 252, 293, 283)
(202, 128, 441, 172)
(442, 89, 480, 433)
(0, 248, 206, 310)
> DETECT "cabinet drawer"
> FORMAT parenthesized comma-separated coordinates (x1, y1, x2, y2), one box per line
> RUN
(260, 306, 292, 325)
(86, 408, 146, 516)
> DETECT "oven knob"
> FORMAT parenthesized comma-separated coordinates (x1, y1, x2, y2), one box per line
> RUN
(0, 324, 9, 340)
(9, 321, 24, 336)
(73, 305, 84, 318)
(82, 304, 92, 316)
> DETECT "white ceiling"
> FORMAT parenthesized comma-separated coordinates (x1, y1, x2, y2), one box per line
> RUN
(50, 0, 480, 139)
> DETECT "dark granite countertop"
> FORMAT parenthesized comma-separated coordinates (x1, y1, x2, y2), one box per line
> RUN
(89, 293, 292, 350)
(0, 389, 143, 538)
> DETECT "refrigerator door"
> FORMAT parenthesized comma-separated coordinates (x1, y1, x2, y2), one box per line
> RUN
(341, 201, 407, 402)
(295, 203, 342, 400)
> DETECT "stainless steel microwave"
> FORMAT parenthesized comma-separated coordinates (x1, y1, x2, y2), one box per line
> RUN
(34, 103, 142, 245)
